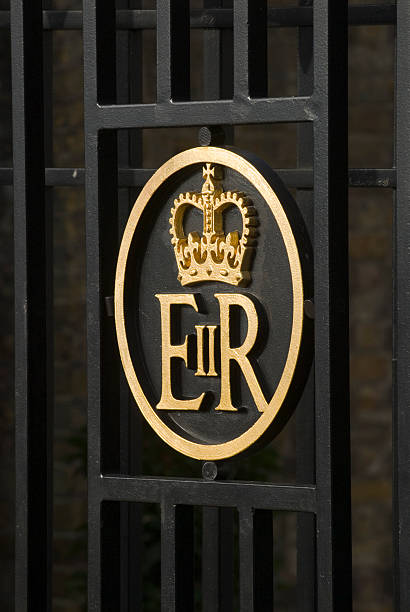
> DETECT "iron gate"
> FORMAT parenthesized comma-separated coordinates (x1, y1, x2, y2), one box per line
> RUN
(6, 0, 410, 610)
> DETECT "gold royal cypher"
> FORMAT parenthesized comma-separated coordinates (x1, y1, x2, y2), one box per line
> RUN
(157, 164, 266, 414)
(115, 146, 305, 459)
(156, 293, 267, 413)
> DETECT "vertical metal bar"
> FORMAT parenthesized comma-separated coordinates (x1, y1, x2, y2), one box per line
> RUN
(84, 120, 103, 611)
(248, 0, 267, 98)
(239, 507, 273, 612)
(296, 2, 316, 610)
(43, 1, 54, 170)
(296, 382, 316, 611)
(239, 506, 254, 611)
(42, 3, 54, 603)
(233, 0, 267, 100)
(394, 1, 410, 609)
(202, 2, 234, 608)
(96, 96, 120, 612)
(96, 0, 116, 104)
(253, 510, 274, 611)
(116, 1, 143, 609)
(11, 1, 52, 610)
(161, 504, 194, 612)
(117, 0, 143, 478)
(313, 1, 351, 610)
(156, 0, 190, 103)
(238, 509, 274, 612)
(161, 503, 177, 612)
(233, 0, 248, 99)
(101, 502, 121, 612)
(202, 507, 234, 612)
(84, 0, 119, 609)
(203, 0, 233, 102)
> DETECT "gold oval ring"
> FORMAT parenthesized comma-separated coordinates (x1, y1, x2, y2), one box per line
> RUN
(115, 147, 304, 460)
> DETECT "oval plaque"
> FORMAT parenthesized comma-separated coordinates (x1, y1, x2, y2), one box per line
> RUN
(115, 147, 312, 460)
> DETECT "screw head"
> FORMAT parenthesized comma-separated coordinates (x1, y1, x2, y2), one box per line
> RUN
(202, 461, 218, 480)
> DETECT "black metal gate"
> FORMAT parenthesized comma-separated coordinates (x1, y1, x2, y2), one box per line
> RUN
(7, 0, 410, 610)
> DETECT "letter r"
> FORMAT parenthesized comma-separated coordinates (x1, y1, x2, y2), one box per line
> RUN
(215, 293, 267, 413)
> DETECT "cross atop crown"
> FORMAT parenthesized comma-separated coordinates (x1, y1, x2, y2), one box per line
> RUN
(201, 163, 222, 195)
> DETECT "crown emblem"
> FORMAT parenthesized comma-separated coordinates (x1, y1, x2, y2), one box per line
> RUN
(169, 163, 258, 286)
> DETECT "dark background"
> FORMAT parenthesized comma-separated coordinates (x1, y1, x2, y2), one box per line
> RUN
(0, 0, 394, 609)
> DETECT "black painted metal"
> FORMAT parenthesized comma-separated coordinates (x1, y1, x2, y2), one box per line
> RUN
(201, 4, 235, 610)
(100, 475, 316, 511)
(161, 504, 194, 612)
(313, 2, 351, 608)
(296, 3, 316, 609)
(83, 0, 349, 608)
(0, 166, 397, 188)
(116, 4, 143, 609)
(394, 2, 410, 610)
(0, 5, 398, 31)
(202, 505, 235, 611)
(157, 0, 190, 103)
(253, 509, 274, 610)
(11, 1, 52, 610)
(9, 0, 405, 610)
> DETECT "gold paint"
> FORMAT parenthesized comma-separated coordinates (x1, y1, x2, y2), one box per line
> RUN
(215, 293, 267, 413)
(195, 325, 206, 377)
(155, 294, 205, 411)
(115, 147, 304, 460)
(207, 325, 218, 377)
(170, 163, 258, 287)
(195, 324, 218, 377)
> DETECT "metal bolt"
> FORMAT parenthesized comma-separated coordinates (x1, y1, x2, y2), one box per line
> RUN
(202, 461, 218, 480)
(198, 126, 226, 146)
(304, 299, 315, 319)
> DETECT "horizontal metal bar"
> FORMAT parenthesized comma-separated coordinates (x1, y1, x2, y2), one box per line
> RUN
(44, 167, 154, 187)
(0, 5, 397, 31)
(97, 97, 313, 129)
(348, 167, 396, 188)
(46, 168, 85, 186)
(99, 475, 317, 512)
(0, 167, 397, 189)
(275, 168, 396, 188)
(349, 3, 396, 25)
(0, 167, 152, 187)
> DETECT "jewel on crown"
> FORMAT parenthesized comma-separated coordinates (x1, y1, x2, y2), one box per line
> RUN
(169, 163, 258, 286)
